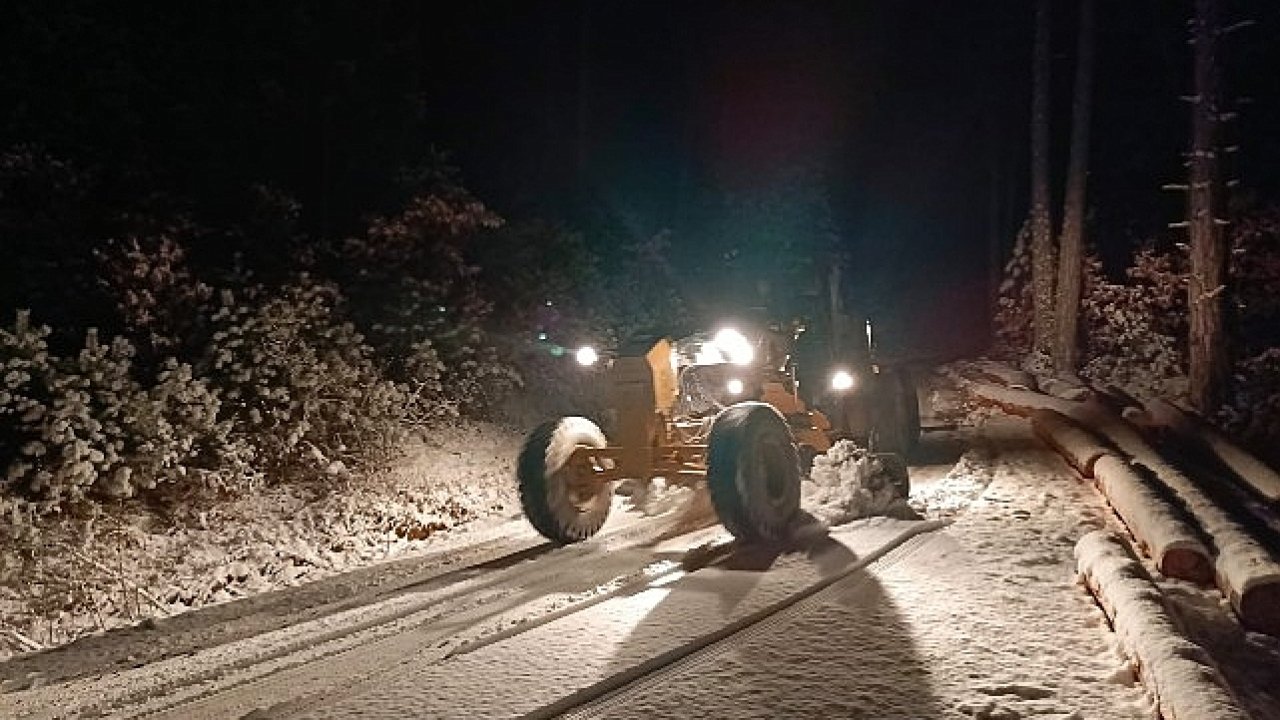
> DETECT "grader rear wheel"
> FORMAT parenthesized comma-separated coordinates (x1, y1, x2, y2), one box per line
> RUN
(871, 368, 920, 457)
(706, 402, 802, 543)
(517, 417, 613, 543)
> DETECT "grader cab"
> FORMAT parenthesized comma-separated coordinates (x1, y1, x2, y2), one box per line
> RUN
(516, 327, 918, 544)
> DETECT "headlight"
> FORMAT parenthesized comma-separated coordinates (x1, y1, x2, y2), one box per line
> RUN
(713, 328, 754, 365)
(576, 346, 599, 366)
(726, 378, 744, 395)
(830, 370, 855, 391)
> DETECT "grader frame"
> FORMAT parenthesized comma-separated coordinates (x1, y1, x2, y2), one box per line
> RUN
(519, 333, 854, 544)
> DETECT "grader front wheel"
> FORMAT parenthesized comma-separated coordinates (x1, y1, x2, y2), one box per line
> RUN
(517, 417, 613, 543)
(706, 402, 802, 543)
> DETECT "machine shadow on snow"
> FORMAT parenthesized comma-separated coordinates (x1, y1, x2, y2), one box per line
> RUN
(586, 516, 946, 718)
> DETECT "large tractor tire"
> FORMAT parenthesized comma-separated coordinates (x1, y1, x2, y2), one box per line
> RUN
(871, 368, 920, 457)
(517, 417, 613, 543)
(706, 402, 802, 543)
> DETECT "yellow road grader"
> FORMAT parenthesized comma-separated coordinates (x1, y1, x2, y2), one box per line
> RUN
(516, 326, 918, 544)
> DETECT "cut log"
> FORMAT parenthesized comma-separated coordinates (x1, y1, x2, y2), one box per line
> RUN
(1075, 531, 1248, 720)
(959, 381, 1081, 418)
(1092, 455, 1213, 584)
(1029, 409, 1110, 477)
(1144, 398, 1280, 504)
(1036, 376, 1090, 401)
(960, 361, 1038, 390)
(1068, 401, 1280, 636)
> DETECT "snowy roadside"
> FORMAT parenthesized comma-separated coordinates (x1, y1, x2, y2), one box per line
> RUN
(943, 360, 1280, 720)
(0, 420, 526, 668)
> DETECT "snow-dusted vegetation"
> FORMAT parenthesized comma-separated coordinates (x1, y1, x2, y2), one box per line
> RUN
(993, 205, 1280, 465)
(0, 148, 691, 658)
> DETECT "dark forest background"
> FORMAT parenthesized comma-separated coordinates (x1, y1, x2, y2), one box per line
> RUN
(3, 1, 1280, 525)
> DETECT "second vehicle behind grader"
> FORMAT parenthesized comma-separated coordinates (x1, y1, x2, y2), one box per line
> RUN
(516, 325, 919, 544)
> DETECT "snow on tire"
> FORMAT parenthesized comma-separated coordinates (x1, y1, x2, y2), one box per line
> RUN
(706, 402, 801, 543)
(518, 416, 612, 543)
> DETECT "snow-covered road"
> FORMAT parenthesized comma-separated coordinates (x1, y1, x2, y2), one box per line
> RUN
(4, 411, 1264, 719)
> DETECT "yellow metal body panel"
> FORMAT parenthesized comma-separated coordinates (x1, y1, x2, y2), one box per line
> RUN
(646, 338, 678, 413)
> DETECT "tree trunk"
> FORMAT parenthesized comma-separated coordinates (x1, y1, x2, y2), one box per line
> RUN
(1187, 0, 1228, 412)
(1029, 0, 1056, 365)
(1053, 0, 1095, 373)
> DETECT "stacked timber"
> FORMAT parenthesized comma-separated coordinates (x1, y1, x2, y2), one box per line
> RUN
(1091, 455, 1213, 584)
(1029, 409, 1109, 477)
(1075, 532, 1248, 720)
(957, 374, 1280, 635)
(1143, 398, 1280, 504)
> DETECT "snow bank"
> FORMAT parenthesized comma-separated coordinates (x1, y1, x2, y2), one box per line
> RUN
(1092, 455, 1213, 584)
(1144, 398, 1280, 504)
(801, 440, 915, 526)
(1029, 408, 1111, 477)
(1074, 531, 1248, 720)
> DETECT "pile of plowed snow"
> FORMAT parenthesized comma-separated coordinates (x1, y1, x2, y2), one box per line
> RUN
(801, 440, 917, 526)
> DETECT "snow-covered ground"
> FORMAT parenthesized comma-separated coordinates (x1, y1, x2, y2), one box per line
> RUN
(0, 421, 527, 669)
(2, 369, 1274, 719)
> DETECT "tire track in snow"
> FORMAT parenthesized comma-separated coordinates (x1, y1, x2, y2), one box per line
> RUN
(107, 509, 726, 720)
(534, 521, 948, 720)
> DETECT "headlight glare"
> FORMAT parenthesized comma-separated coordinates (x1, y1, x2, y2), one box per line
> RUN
(576, 346, 599, 366)
(831, 370, 855, 391)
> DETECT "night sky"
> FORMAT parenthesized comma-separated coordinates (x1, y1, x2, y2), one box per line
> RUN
(4, 1, 1279, 356)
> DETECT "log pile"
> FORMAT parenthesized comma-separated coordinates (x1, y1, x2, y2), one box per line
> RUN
(1075, 531, 1248, 720)
(954, 366, 1280, 635)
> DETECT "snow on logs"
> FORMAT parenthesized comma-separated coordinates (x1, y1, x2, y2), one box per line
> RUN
(1070, 404, 1280, 636)
(961, 381, 1079, 418)
(1029, 409, 1110, 477)
(1028, 408, 1211, 583)
(960, 379, 1280, 635)
(1075, 531, 1249, 720)
(1142, 398, 1280, 504)
(960, 360, 1039, 390)
(1092, 455, 1213, 584)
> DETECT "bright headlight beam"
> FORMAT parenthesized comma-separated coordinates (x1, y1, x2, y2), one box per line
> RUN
(831, 370, 855, 391)
(576, 346, 599, 366)
(713, 328, 754, 365)
(726, 378, 744, 395)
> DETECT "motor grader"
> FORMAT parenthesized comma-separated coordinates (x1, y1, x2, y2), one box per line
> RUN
(516, 326, 918, 544)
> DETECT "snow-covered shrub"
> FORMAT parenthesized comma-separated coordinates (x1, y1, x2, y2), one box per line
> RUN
(96, 228, 213, 366)
(0, 314, 109, 516)
(130, 359, 255, 496)
(1, 312, 252, 520)
(1219, 349, 1280, 464)
(1080, 247, 1188, 399)
(204, 278, 411, 479)
(339, 187, 518, 417)
(1230, 207, 1280, 351)
(991, 221, 1033, 360)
